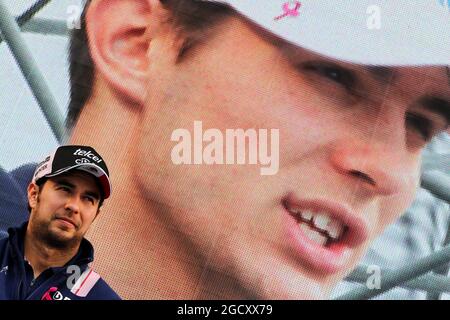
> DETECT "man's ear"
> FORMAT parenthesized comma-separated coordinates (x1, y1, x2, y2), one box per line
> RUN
(86, 0, 164, 105)
(27, 183, 39, 211)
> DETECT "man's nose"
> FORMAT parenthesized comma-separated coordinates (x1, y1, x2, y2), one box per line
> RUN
(64, 196, 81, 213)
(330, 138, 417, 197)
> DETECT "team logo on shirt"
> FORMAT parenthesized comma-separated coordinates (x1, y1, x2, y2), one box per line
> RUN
(41, 287, 71, 300)
(0, 266, 7, 275)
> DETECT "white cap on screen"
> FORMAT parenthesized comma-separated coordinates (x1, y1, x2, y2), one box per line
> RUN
(202, 0, 450, 66)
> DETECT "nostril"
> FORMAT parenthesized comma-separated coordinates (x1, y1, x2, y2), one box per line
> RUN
(349, 170, 376, 186)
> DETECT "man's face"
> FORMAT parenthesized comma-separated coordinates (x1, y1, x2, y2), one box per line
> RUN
(28, 171, 101, 249)
(132, 16, 450, 298)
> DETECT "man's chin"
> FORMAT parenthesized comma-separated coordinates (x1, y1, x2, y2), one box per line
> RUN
(227, 254, 328, 300)
(45, 229, 78, 249)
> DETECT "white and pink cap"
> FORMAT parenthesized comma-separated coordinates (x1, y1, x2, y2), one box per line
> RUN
(203, 0, 450, 66)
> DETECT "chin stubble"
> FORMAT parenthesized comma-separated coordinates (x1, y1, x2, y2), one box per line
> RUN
(32, 217, 80, 250)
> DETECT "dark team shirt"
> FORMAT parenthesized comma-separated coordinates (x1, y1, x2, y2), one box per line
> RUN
(0, 222, 121, 300)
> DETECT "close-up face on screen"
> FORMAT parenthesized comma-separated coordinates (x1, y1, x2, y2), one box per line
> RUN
(0, 0, 449, 303)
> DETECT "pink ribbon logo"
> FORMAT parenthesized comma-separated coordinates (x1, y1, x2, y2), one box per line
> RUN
(274, 1, 302, 21)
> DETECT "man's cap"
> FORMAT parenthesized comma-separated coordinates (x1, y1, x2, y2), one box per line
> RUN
(32, 145, 111, 199)
(202, 0, 450, 66)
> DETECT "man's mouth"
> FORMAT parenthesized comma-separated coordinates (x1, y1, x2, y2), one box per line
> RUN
(286, 207, 348, 247)
(281, 194, 369, 274)
(54, 216, 77, 229)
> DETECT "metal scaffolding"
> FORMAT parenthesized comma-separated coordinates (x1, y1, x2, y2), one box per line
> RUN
(0, 0, 449, 300)
(346, 265, 450, 293)
(337, 245, 450, 300)
(0, 0, 66, 143)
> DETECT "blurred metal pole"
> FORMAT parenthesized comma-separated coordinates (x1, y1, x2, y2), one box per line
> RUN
(335, 245, 450, 300)
(346, 265, 450, 294)
(421, 171, 450, 204)
(426, 229, 450, 300)
(0, 0, 66, 143)
(0, 0, 53, 44)
(21, 18, 68, 37)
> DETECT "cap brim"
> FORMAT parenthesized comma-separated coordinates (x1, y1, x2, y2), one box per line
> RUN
(45, 164, 111, 199)
(207, 0, 450, 66)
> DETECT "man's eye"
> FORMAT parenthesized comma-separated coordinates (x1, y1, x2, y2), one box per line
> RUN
(405, 112, 433, 141)
(303, 63, 356, 90)
(59, 186, 71, 193)
(84, 196, 96, 204)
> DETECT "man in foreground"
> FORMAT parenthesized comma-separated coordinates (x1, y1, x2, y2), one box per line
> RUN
(0, 145, 120, 300)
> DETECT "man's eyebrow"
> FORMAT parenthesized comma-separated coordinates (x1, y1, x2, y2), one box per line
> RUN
(54, 178, 100, 199)
(417, 95, 450, 125)
(364, 66, 396, 83)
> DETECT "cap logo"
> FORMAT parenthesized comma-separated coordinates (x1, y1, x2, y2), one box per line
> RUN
(75, 158, 92, 165)
(36, 156, 50, 168)
(73, 148, 103, 164)
(274, 1, 301, 21)
(34, 163, 48, 178)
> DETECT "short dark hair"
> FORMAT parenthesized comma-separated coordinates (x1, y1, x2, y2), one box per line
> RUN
(67, 0, 234, 130)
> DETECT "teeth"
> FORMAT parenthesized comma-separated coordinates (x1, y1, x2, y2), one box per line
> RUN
(327, 219, 345, 239)
(313, 213, 331, 229)
(301, 210, 313, 221)
(312, 212, 345, 240)
(299, 223, 309, 233)
(287, 204, 347, 242)
(288, 207, 301, 215)
(299, 223, 327, 246)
